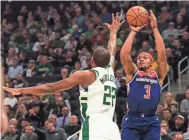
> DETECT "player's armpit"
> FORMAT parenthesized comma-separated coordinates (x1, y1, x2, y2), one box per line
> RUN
(120, 54, 137, 82)
(120, 31, 137, 82)
(157, 60, 168, 84)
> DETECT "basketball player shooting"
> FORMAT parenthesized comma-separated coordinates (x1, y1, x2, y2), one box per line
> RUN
(120, 10, 167, 140)
(3, 13, 124, 140)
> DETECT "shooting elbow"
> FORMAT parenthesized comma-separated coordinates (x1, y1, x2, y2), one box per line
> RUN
(120, 50, 125, 59)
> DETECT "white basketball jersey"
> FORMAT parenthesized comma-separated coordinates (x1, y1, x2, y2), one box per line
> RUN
(79, 66, 117, 120)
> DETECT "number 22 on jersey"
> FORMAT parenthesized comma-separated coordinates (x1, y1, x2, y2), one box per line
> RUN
(144, 85, 151, 99)
(103, 85, 116, 106)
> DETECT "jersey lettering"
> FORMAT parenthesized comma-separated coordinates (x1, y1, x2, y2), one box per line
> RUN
(99, 74, 115, 84)
(144, 85, 151, 99)
(103, 85, 116, 106)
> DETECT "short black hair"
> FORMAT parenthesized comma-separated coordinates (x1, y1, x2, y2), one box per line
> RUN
(92, 47, 110, 67)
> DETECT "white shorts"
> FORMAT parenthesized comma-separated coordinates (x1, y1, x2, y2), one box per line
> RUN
(79, 114, 121, 140)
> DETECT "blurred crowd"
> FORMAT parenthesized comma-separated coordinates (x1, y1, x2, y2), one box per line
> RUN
(1, 1, 189, 140)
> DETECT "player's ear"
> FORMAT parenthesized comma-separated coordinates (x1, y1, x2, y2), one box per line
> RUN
(150, 61, 157, 71)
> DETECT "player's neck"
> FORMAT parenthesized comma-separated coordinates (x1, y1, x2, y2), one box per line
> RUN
(142, 69, 152, 76)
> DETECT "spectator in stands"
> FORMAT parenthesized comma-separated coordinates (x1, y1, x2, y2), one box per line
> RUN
(179, 8, 189, 31)
(36, 119, 67, 140)
(19, 52, 28, 69)
(60, 67, 69, 80)
(116, 78, 127, 98)
(165, 48, 176, 82)
(49, 114, 58, 127)
(164, 92, 178, 108)
(9, 118, 18, 129)
(20, 119, 29, 135)
(54, 48, 65, 68)
(173, 39, 185, 60)
(159, 6, 169, 23)
(52, 95, 69, 117)
(156, 104, 164, 120)
(4, 75, 12, 87)
(76, 33, 92, 53)
(162, 108, 175, 130)
(171, 115, 187, 133)
(70, 61, 81, 75)
(64, 50, 76, 67)
(175, 15, 185, 32)
(180, 87, 189, 114)
(139, 40, 152, 52)
(4, 92, 18, 108)
(170, 103, 179, 117)
(2, 124, 20, 140)
(65, 115, 81, 139)
(162, 22, 179, 39)
(160, 120, 172, 140)
(165, 34, 175, 48)
(115, 69, 124, 88)
(173, 132, 184, 140)
(36, 55, 54, 76)
(4, 105, 15, 120)
(12, 74, 29, 88)
(32, 33, 45, 52)
(5, 47, 17, 66)
(25, 104, 42, 128)
(24, 60, 36, 77)
(15, 103, 27, 123)
(20, 125, 39, 140)
(57, 107, 71, 129)
(7, 57, 24, 80)
(180, 32, 189, 55)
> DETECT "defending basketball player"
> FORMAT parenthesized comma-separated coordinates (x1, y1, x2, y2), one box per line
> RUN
(0, 65, 8, 136)
(120, 10, 167, 140)
(3, 13, 124, 140)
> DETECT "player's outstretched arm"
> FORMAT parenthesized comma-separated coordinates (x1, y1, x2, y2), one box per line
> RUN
(105, 13, 125, 69)
(149, 10, 167, 84)
(120, 25, 146, 82)
(2, 71, 96, 95)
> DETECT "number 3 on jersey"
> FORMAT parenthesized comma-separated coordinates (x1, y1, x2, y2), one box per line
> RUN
(144, 85, 151, 99)
(103, 85, 116, 106)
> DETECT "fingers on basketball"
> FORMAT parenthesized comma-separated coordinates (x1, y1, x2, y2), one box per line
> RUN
(149, 10, 157, 21)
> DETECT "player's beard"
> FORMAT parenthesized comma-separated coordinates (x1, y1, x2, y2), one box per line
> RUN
(138, 67, 146, 71)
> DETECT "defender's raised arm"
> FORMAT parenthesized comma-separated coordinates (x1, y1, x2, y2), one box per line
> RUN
(105, 13, 125, 69)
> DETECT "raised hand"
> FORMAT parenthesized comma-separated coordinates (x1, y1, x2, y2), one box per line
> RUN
(2, 86, 21, 95)
(130, 24, 147, 33)
(105, 12, 125, 33)
(149, 10, 157, 29)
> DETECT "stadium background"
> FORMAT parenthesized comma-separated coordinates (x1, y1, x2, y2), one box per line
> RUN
(1, 1, 189, 140)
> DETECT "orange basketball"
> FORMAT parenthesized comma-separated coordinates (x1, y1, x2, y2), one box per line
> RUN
(126, 6, 148, 27)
